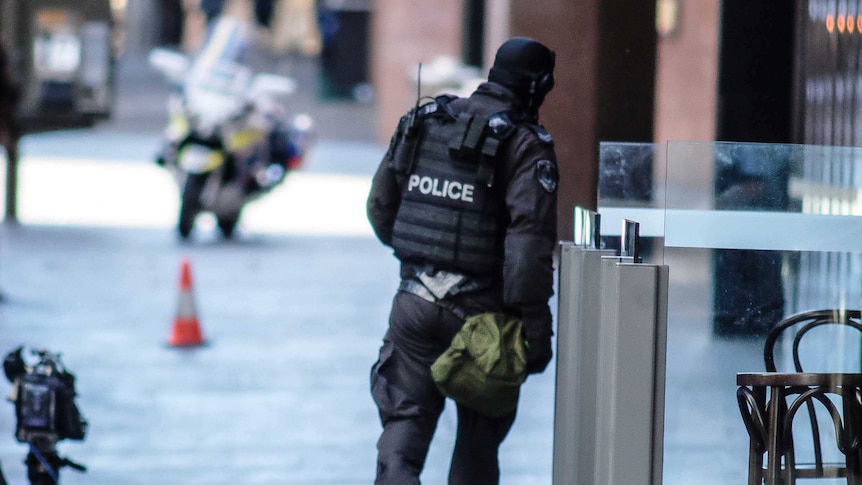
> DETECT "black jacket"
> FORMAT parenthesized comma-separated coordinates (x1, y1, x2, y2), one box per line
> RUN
(367, 82, 558, 340)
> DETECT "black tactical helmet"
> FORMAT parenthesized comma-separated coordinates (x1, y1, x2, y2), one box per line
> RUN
(488, 37, 556, 112)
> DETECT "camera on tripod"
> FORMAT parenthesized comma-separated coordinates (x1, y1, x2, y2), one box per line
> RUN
(3, 347, 87, 446)
(2, 346, 87, 484)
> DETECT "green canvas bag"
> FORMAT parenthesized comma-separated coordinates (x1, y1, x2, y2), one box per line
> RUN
(430, 312, 527, 417)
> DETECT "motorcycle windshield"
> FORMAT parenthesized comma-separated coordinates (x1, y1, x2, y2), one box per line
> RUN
(193, 16, 255, 74)
(184, 60, 251, 136)
(183, 16, 257, 137)
(188, 61, 251, 96)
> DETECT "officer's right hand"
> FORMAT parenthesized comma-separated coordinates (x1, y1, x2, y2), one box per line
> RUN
(524, 334, 552, 375)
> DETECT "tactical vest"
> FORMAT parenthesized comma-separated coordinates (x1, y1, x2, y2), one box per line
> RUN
(390, 96, 519, 276)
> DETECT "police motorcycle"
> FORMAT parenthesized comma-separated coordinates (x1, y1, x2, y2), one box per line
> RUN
(149, 16, 312, 239)
(3, 347, 87, 485)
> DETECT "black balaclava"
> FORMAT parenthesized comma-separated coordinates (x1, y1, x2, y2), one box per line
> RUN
(488, 37, 556, 115)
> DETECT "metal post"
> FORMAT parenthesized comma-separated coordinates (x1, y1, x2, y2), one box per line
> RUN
(4, 134, 17, 223)
(1, 32, 19, 224)
(553, 242, 614, 484)
(594, 257, 669, 485)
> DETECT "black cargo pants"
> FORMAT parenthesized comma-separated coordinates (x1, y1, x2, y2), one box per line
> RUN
(370, 291, 517, 485)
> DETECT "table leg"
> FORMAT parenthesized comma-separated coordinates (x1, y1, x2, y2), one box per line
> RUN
(755, 386, 767, 485)
(766, 385, 782, 485)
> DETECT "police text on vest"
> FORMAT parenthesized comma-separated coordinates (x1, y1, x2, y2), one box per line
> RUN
(407, 174, 475, 202)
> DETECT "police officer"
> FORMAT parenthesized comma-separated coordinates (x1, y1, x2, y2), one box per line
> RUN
(367, 37, 558, 484)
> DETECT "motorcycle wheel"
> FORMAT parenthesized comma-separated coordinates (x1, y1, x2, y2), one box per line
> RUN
(217, 211, 241, 239)
(178, 173, 208, 239)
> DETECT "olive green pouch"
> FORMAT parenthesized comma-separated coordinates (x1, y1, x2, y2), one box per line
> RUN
(430, 312, 527, 417)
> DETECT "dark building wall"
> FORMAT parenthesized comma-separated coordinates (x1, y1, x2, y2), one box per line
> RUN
(717, 0, 796, 142)
(462, 0, 485, 67)
(511, 0, 598, 240)
(596, 0, 657, 144)
(371, 0, 463, 142)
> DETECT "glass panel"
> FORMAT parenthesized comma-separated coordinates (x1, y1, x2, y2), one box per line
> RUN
(573, 206, 601, 249)
(597, 140, 862, 483)
(597, 141, 667, 264)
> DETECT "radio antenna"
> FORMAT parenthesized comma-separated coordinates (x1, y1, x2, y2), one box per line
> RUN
(406, 63, 422, 138)
(416, 62, 422, 106)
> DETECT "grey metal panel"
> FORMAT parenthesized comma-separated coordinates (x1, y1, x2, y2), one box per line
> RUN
(595, 258, 668, 485)
(652, 264, 669, 485)
(553, 244, 669, 485)
(552, 242, 614, 485)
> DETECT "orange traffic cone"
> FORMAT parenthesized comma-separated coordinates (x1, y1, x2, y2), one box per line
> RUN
(167, 257, 206, 347)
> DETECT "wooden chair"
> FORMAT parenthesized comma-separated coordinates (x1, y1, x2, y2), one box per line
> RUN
(737, 309, 862, 484)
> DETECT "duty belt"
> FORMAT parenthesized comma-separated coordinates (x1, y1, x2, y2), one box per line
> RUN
(399, 280, 467, 320)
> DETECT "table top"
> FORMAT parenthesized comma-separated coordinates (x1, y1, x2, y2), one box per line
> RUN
(737, 372, 862, 387)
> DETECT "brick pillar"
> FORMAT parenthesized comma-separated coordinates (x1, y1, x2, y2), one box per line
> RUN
(510, 0, 600, 240)
(511, 0, 656, 240)
(371, 0, 463, 143)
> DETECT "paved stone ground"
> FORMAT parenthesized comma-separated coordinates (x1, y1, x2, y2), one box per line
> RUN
(0, 172, 557, 485)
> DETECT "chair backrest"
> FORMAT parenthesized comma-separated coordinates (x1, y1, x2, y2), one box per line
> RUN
(764, 309, 862, 373)
(761, 309, 862, 475)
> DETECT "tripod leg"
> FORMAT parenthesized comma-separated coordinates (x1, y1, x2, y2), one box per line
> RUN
(26, 449, 61, 485)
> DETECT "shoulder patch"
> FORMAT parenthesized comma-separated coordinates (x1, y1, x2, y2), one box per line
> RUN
(527, 124, 554, 146)
(535, 159, 558, 193)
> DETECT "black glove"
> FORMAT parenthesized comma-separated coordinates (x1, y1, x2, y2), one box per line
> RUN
(524, 333, 552, 375)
